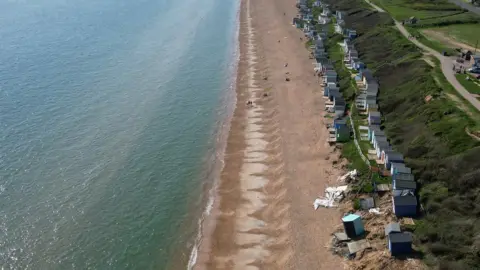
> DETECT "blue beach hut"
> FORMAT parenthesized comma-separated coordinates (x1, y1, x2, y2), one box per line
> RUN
(393, 195, 417, 217)
(389, 232, 413, 256)
(342, 214, 364, 238)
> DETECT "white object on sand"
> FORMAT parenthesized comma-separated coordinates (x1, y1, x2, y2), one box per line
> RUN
(313, 185, 349, 209)
(337, 169, 358, 182)
(369, 208, 382, 215)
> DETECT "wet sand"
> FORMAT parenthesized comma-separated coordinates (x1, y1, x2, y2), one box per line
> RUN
(195, 0, 344, 268)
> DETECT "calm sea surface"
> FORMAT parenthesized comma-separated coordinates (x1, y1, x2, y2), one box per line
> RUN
(0, 0, 238, 268)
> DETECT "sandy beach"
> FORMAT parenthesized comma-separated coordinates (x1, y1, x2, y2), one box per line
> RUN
(195, 0, 344, 268)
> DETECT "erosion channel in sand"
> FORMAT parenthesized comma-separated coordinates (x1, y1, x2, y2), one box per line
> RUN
(194, 0, 345, 268)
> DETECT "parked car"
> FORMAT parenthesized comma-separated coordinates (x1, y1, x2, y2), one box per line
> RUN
(468, 67, 480, 74)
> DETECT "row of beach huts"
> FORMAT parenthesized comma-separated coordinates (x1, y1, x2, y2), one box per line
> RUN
(295, 1, 416, 256)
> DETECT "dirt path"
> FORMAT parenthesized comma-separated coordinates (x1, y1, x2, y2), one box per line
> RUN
(365, 0, 385, 12)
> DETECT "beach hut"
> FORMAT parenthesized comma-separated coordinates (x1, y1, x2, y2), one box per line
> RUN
(353, 61, 365, 71)
(328, 89, 341, 101)
(393, 173, 415, 183)
(385, 152, 404, 169)
(366, 103, 378, 113)
(336, 124, 350, 142)
(373, 135, 387, 150)
(384, 222, 401, 236)
(334, 104, 346, 118)
(393, 195, 417, 217)
(342, 214, 364, 238)
(348, 29, 357, 40)
(371, 130, 385, 143)
(367, 125, 381, 141)
(333, 118, 347, 130)
(390, 163, 405, 175)
(393, 180, 417, 196)
(376, 141, 391, 159)
(389, 232, 413, 256)
(368, 111, 381, 125)
(395, 166, 412, 175)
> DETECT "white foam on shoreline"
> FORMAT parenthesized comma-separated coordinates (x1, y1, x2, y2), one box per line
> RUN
(187, 0, 242, 269)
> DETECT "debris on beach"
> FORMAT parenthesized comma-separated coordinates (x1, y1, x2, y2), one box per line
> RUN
(284, 63, 288, 67)
(313, 185, 349, 209)
(285, 78, 290, 81)
(337, 169, 358, 182)
(368, 208, 382, 215)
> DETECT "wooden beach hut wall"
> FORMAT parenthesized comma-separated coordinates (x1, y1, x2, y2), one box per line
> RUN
(342, 214, 365, 238)
(388, 232, 413, 256)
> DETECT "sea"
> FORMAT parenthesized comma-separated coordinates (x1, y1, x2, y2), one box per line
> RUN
(0, 0, 239, 269)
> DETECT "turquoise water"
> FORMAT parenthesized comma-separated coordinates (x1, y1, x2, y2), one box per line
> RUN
(0, 0, 238, 269)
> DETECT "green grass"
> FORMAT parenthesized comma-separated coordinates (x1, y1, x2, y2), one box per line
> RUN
(455, 73, 480, 94)
(429, 24, 480, 47)
(371, 0, 465, 21)
(407, 26, 456, 55)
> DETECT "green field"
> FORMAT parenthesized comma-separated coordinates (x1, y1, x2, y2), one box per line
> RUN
(431, 24, 480, 47)
(372, 0, 465, 20)
(455, 74, 480, 94)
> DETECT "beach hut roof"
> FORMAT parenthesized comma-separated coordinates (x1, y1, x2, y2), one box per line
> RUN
(342, 214, 360, 222)
(334, 118, 347, 125)
(395, 173, 414, 182)
(384, 223, 401, 236)
(396, 167, 412, 174)
(369, 111, 381, 117)
(387, 152, 404, 161)
(377, 141, 391, 149)
(393, 195, 417, 206)
(389, 232, 413, 243)
(395, 180, 417, 190)
(316, 56, 328, 63)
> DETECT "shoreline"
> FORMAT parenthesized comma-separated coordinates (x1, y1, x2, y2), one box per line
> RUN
(194, 0, 345, 268)
(186, 2, 242, 268)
